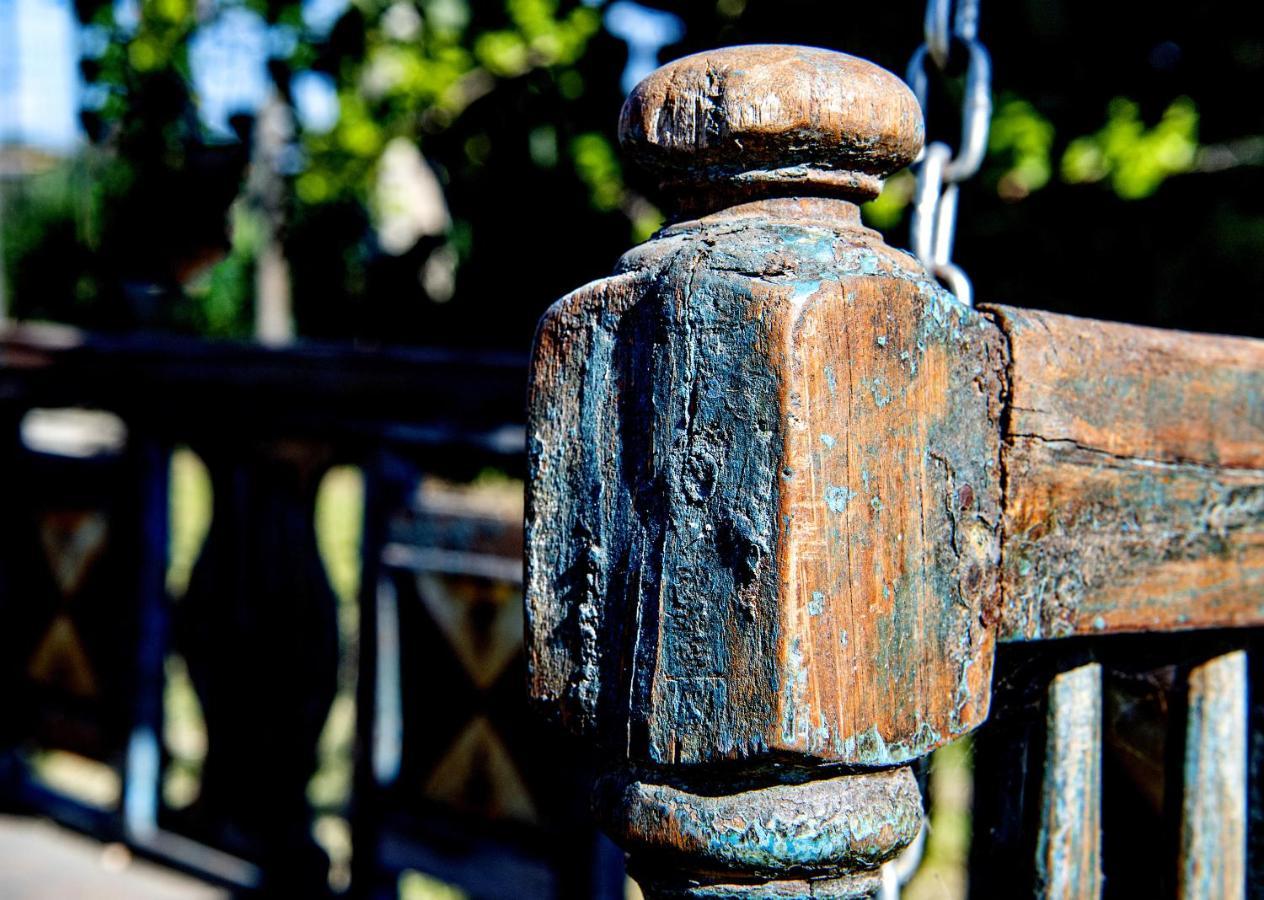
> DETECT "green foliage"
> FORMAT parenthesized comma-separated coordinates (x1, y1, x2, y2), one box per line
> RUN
(181, 205, 258, 336)
(861, 170, 914, 230)
(6, 0, 1240, 343)
(301, 0, 607, 207)
(1062, 97, 1199, 199)
(570, 131, 623, 212)
(989, 96, 1056, 200)
(866, 93, 1204, 230)
(4, 0, 656, 336)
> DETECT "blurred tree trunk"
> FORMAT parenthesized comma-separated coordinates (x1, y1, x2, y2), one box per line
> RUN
(250, 91, 293, 345)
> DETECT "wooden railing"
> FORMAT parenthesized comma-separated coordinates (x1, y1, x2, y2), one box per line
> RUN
(0, 325, 624, 897)
(524, 45, 1264, 898)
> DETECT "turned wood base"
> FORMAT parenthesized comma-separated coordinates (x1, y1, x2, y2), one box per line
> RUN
(595, 766, 922, 899)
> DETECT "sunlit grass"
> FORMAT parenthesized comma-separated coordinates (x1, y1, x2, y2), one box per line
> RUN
(903, 738, 972, 900)
(400, 869, 468, 900)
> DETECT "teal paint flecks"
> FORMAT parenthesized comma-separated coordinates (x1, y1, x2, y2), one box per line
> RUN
(526, 194, 1008, 769)
(825, 485, 856, 513)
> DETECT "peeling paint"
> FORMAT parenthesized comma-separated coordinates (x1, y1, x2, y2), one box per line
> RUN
(825, 485, 856, 513)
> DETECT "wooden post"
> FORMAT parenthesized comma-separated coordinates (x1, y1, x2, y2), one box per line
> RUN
(526, 46, 1005, 896)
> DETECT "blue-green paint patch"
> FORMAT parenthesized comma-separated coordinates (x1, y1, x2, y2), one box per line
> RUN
(789, 279, 822, 309)
(825, 485, 856, 513)
(780, 228, 837, 265)
(819, 433, 836, 449)
(863, 375, 893, 407)
(824, 365, 838, 397)
(809, 591, 825, 616)
(876, 335, 888, 347)
(870, 496, 883, 512)
(780, 637, 809, 744)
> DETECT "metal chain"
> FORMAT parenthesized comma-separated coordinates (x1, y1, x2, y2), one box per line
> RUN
(907, 0, 991, 307)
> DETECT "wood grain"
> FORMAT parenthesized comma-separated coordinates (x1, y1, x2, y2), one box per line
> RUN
(1179, 651, 1247, 900)
(618, 45, 923, 212)
(1036, 663, 1102, 900)
(597, 766, 921, 881)
(526, 196, 1006, 768)
(987, 306, 1264, 640)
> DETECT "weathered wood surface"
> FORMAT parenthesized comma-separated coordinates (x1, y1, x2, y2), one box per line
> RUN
(1179, 651, 1247, 900)
(988, 306, 1264, 640)
(1035, 663, 1102, 900)
(527, 196, 1004, 769)
(618, 44, 923, 213)
(525, 37, 1264, 900)
(527, 46, 1005, 772)
(525, 43, 1001, 897)
(596, 767, 921, 885)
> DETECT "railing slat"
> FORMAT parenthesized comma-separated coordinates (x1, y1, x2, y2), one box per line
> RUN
(1180, 650, 1247, 900)
(1037, 662, 1102, 899)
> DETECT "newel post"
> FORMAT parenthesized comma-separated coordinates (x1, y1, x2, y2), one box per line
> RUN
(526, 46, 1007, 897)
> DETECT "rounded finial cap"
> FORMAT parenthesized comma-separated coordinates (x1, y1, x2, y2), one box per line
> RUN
(619, 45, 924, 207)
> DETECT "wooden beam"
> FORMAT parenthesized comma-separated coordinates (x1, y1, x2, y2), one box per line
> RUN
(988, 306, 1264, 641)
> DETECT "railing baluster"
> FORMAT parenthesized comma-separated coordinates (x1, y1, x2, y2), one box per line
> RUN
(1037, 662, 1102, 900)
(1180, 650, 1247, 900)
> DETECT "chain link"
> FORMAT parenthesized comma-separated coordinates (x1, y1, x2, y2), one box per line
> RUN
(907, 0, 990, 306)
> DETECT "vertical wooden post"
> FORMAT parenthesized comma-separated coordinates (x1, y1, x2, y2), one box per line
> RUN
(178, 440, 339, 893)
(526, 46, 1008, 896)
(1036, 663, 1102, 899)
(1180, 651, 1247, 900)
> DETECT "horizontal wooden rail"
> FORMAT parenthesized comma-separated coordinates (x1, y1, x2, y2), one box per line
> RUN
(986, 307, 1264, 642)
(0, 324, 529, 473)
